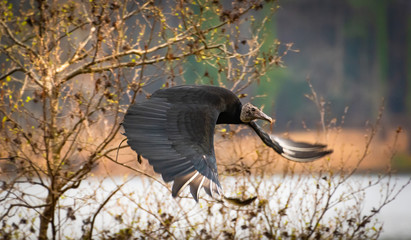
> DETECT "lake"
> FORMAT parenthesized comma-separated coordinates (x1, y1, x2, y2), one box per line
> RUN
(2, 175, 410, 239)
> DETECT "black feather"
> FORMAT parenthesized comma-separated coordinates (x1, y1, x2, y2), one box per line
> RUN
(122, 85, 332, 202)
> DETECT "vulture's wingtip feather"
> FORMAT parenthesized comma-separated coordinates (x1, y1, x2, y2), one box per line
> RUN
(172, 171, 222, 202)
(270, 135, 333, 162)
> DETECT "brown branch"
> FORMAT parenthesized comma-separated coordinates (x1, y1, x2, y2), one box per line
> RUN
(87, 182, 126, 239)
(0, 20, 42, 63)
(63, 43, 222, 82)
(0, 47, 41, 86)
(0, 68, 24, 81)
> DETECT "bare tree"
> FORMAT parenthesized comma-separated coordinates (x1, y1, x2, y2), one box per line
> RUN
(0, 0, 287, 238)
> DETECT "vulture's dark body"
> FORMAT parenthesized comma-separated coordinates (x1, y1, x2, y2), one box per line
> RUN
(122, 85, 332, 201)
(123, 85, 243, 198)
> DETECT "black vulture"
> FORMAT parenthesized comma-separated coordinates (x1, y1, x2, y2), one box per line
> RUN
(122, 85, 332, 201)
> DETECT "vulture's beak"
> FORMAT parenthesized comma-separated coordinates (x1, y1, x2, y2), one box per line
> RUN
(256, 109, 273, 123)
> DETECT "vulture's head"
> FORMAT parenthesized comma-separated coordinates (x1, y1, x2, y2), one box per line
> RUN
(240, 103, 273, 123)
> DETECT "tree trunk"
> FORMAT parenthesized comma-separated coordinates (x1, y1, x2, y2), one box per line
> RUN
(38, 190, 57, 240)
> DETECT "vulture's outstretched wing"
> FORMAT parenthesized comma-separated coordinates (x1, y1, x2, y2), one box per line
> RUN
(269, 136, 332, 162)
(122, 88, 222, 201)
(249, 121, 332, 162)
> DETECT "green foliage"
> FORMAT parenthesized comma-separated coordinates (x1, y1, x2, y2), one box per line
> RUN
(407, 17, 411, 114)
(392, 153, 411, 173)
(344, 0, 389, 109)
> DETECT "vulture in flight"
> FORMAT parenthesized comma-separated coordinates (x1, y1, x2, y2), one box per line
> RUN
(122, 85, 332, 201)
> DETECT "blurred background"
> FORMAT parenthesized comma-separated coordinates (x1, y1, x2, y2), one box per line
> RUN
(178, 0, 411, 171)
(262, 0, 410, 135)
(181, 0, 410, 144)
(264, 0, 411, 174)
